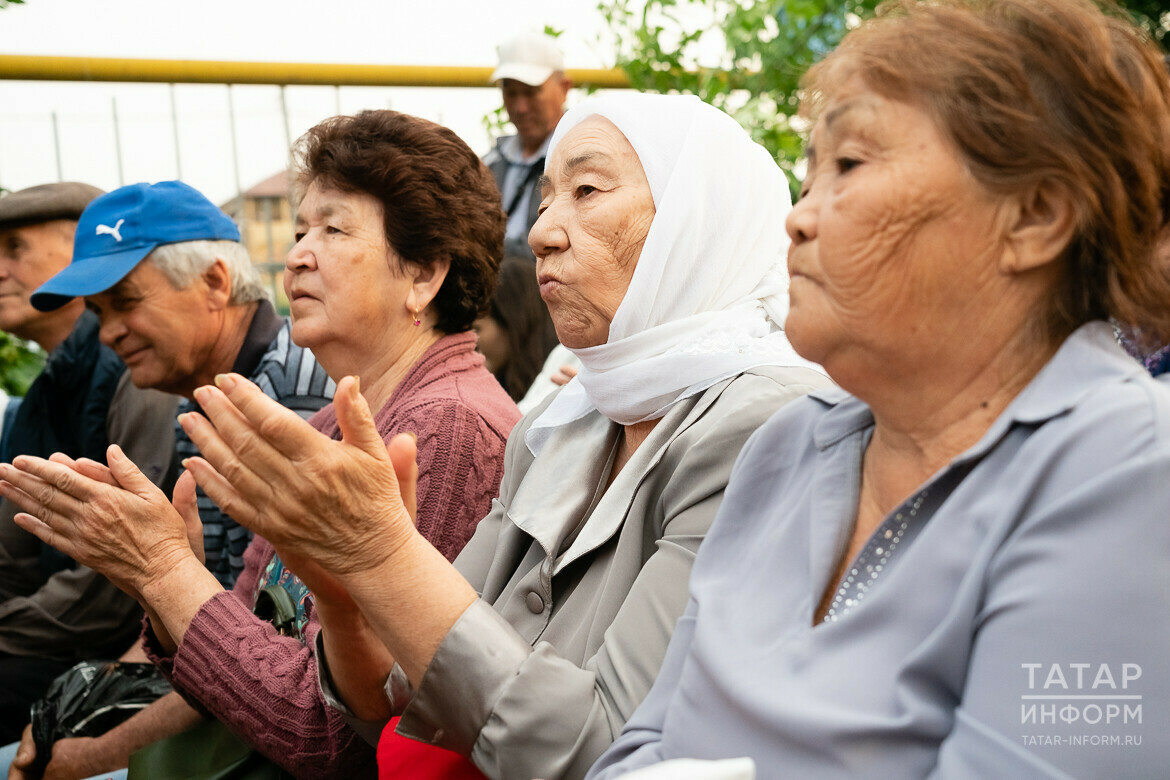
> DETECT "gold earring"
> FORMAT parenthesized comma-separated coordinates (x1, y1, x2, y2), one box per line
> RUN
(413, 306, 422, 327)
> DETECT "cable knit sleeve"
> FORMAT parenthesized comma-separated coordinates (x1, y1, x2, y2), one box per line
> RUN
(142, 538, 376, 779)
(403, 399, 510, 561)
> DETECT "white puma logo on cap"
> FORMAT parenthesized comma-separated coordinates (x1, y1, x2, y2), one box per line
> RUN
(95, 219, 125, 242)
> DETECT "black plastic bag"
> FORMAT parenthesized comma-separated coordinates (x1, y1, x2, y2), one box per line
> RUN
(28, 660, 171, 776)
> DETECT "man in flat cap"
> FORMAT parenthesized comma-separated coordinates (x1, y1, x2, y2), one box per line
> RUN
(0, 183, 180, 742)
(484, 32, 572, 258)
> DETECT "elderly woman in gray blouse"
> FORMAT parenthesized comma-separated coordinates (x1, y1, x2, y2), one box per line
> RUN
(588, 1, 1170, 779)
(140, 94, 829, 779)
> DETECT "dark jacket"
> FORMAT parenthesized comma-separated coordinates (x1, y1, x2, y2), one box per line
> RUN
(3, 311, 126, 579)
(2, 310, 123, 466)
(0, 311, 179, 660)
(484, 135, 543, 259)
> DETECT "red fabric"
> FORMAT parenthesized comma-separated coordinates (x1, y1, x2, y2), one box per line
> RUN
(378, 718, 488, 780)
(143, 332, 520, 780)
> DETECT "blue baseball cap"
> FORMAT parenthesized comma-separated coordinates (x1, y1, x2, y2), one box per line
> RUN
(31, 180, 241, 312)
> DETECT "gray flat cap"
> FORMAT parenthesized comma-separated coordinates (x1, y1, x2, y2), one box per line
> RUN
(0, 182, 105, 229)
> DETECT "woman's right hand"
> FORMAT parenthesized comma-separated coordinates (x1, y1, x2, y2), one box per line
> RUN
(179, 374, 418, 585)
(551, 364, 579, 386)
(262, 434, 417, 608)
(186, 373, 476, 686)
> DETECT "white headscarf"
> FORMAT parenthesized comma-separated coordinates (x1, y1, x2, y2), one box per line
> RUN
(526, 93, 824, 455)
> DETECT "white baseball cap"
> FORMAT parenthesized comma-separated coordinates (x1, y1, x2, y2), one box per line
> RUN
(491, 33, 565, 87)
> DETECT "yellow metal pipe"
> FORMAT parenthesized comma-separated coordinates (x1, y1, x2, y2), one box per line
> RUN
(0, 55, 631, 89)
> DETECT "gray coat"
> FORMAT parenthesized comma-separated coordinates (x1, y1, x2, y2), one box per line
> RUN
(390, 365, 830, 779)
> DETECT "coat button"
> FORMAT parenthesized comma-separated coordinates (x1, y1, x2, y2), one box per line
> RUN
(525, 591, 545, 614)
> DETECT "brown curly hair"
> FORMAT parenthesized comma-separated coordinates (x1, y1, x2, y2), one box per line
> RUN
(801, 0, 1170, 345)
(293, 110, 505, 333)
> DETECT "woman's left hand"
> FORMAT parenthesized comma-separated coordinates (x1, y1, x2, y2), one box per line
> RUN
(68, 455, 206, 565)
(179, 373, 416, 583)
(0, 446, 197, 599)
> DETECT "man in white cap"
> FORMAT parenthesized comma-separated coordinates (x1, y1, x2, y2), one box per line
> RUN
(484, 32, 572, 258)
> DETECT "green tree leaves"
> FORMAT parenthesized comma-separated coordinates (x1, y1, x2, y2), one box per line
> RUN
(600, 0, 880, 193)
(599, 0, 1166, 194)
(0, 332, 44, 397)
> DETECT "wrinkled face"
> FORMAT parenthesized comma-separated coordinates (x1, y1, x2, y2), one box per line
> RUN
(529, 115, 655, 349)
(501, 77, 570, 153)
(785, 79, 1009, 383)
(473, 315, 509, 373)
(286, 181, 413, 362)
(87, 260, 221, 395)
(0, 221, 74, 339)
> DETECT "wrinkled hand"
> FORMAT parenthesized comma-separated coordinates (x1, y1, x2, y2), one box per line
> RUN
(172, 471, 205, 565)
(281, 432, 418, 608)
(57, 454, 117, 486)
(64, 457, 203, 564)
(4, 727, 106, 780)
(279, 436, 418, 608)
(0, 445, 196, 599)
(8, 724, 35, 780)
(179, 373, 417, 583)
(41, 736, 109, 780)
(551, 363, 579, 386)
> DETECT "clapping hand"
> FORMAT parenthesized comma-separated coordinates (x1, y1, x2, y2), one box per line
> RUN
(0, 448, 203, 601)
(177, 373, 418, 589)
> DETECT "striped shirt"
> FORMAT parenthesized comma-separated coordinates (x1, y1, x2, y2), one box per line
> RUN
(173, 301, 334, 587)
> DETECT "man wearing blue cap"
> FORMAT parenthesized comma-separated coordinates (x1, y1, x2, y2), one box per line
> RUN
(4, 181, 332, 778)
(0, 182, 180, 745)
(31, 180, 334, 589)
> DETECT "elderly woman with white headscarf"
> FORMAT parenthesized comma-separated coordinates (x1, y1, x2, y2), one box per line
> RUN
(151, 94, 830, 779)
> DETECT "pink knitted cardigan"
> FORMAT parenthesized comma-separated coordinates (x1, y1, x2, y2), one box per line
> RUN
(144, 332, 520, 779)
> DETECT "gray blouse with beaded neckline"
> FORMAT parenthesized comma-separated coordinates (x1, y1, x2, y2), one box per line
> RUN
(590, 322, 1170, 780)
(823, 487, 929, 624)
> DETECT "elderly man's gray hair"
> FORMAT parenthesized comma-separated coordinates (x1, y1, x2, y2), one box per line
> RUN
(147, 240, 268, 305)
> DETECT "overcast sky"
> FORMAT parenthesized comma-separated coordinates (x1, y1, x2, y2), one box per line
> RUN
(0, 0, 619, 204)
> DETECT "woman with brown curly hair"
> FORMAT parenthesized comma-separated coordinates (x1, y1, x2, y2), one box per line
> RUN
(0, 110, 520, 779)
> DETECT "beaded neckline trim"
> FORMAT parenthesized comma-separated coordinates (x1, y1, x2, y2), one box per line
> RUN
(823, 489, 929, 624)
